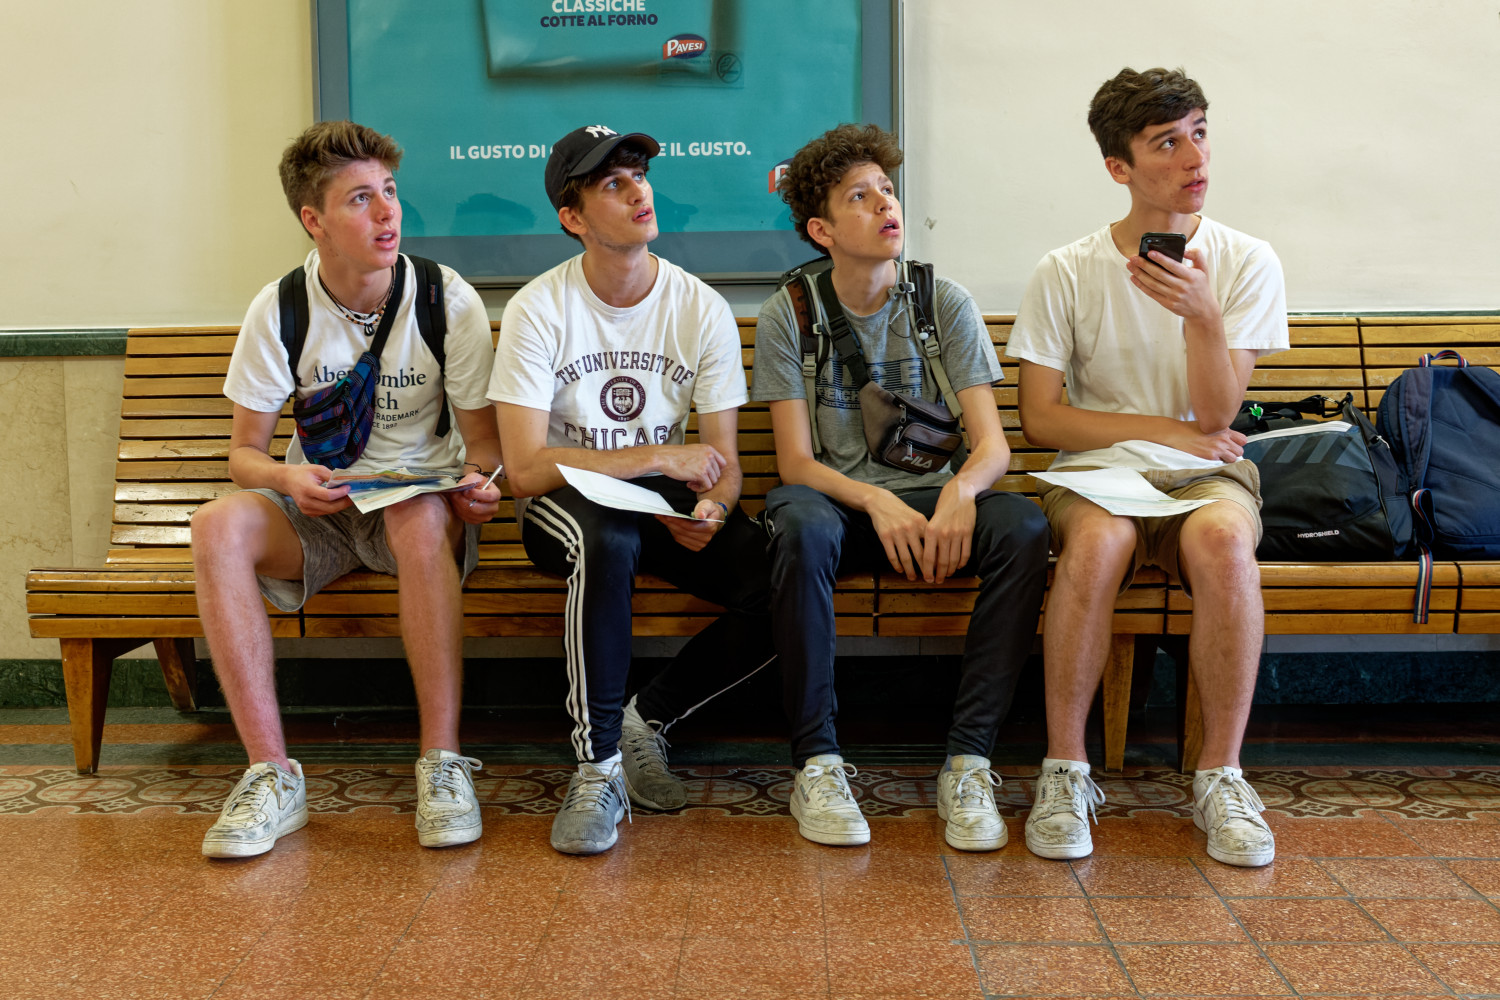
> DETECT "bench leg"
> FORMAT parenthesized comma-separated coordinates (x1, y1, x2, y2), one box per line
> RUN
(1178, 666, 1204, 774)
(1101, 634, 1135, 772)
(154, 638, 198, 712)
(60, 638, 119, 774)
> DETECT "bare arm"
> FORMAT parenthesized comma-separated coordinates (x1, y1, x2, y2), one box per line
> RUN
(494, 401, 726, 499)
(1016, 359, 1252, 464)
(445, 405, 503, 524)
(656, 407, 743, 552)
(226, 404, 353, 515)
(1127, 248, 1258, 431)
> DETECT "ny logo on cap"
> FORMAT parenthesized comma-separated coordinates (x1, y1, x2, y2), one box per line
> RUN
(584, 125, 618, 138)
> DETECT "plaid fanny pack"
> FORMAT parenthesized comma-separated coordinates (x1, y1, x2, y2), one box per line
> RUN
(289, 258, 406, 470)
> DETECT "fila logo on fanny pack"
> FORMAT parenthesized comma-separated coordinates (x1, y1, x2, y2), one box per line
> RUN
(584, 125, 618, 138)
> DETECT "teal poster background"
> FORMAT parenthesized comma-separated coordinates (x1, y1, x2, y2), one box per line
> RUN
(317, 0, 895, 283)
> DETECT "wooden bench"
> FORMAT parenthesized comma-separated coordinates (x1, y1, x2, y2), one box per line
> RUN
(26, 315, 1499, 774)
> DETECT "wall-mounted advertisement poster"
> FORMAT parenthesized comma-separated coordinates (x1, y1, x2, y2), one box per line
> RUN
(315, 0, 898, 284)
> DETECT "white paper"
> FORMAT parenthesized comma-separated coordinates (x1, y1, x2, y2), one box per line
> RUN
(1245, 419, 1351, 442)
(1031, 467, 1218, 518)
(557, 465, 705, 520)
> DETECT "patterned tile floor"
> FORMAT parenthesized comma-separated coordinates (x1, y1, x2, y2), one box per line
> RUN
(2, 758, 1500, 1000)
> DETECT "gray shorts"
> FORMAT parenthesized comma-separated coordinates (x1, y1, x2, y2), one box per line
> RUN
(246, 488, 482, 612)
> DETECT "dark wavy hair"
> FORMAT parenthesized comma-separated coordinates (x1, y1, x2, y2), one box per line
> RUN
(555, 142, 654, 242)
(1087, 68, 1208, 164)
(279, 121, 403, 236)
(778, 123, 904, 250)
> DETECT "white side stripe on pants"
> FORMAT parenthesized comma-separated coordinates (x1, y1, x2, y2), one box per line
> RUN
(526, 497, 594, 762)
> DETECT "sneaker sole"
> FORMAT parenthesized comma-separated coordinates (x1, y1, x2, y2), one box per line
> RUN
(550, 829, 619, 855)
(937, 799, 1008, 852)
(418, 818, 482, 848)
(1023, 828, 1093, 860)
(623, 773, 686, 812)
(202, 805, 309, 859)
(1195, 811, 1275, 867)
(789, 794, 870, 847)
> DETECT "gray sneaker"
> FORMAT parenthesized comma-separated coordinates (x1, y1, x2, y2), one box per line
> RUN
(1024, 759, 1105, 860)
(202, 760, 308, 858)
(620, 699, 686, 811)
(415, 749, 483, 848)
(937, 754, 1007, 852)
(551, 760, 630, 855)
(1194, 765, 1276, 868)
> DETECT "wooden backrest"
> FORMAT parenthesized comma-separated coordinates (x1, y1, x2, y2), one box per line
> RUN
(106, 315, 1500, 567)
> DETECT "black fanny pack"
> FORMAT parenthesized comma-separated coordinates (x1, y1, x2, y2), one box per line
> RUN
(813, 268, 964, 474)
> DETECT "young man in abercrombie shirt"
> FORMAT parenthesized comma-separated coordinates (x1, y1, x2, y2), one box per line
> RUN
(193, 121, 502, 858)
(489, 125, 774, 856)
(1010, 68, 1288, 868)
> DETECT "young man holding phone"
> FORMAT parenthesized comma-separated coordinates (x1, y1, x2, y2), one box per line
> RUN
(753, 124, 1050, 850)
(489, 125, 774, 856)
(192, 121, 502, 857)
(1009, 68, 1289, 867)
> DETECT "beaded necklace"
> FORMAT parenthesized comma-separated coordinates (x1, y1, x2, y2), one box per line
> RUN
(320, 265, 396, 337)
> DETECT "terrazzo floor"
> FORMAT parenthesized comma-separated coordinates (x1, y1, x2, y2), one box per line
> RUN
(2, 707, 1499, 999)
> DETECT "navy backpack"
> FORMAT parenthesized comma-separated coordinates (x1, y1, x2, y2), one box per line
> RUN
(1376, 350, 1500, 563)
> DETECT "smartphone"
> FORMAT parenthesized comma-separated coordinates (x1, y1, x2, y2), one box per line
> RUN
(1139, 232, 1186, 264)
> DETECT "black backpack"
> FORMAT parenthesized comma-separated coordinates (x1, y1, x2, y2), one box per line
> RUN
(1377, 350, 1500, 559)
(277, 254, 452, 438)
(776, 256, 960, 457)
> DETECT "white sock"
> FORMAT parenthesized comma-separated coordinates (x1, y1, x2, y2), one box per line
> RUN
(587, 751, 623, 771)
(1041, 756, 1089, 774)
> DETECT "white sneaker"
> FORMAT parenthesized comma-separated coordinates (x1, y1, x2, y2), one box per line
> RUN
(202, 760, 308, 858)
(1194, 765, 1276, 867)
(937, 754, 1007, 852)
(790, 754, 870, 846)
(620, 699, 686, 811)
(415, 749, 483, 848)
(1024, 758, 1104, 860)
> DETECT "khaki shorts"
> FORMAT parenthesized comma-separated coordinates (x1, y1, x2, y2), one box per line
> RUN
(246, 488, 481, 612)
(1036, 461, 1263, 594)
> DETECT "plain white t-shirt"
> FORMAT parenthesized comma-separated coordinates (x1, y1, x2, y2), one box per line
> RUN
(224, 250, 495, 474)
(488, 253, 747, 453)
(1007, 217, 1289, 471)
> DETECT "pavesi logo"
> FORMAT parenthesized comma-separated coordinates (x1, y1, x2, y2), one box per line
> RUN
(663, 33, 706, 59)
(768, 156, 793, 194)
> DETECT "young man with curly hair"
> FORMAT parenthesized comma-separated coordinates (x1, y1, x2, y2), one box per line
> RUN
(192, 121, 502, 857)
(489, 125, 774, 855)
(1009, 68, 1288, 867)
(752, 124, 1050, 849)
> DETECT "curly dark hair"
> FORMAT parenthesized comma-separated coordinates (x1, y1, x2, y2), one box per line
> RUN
(279, 121, 403, 237)
(778, 123, 904, 250)
(555, 141, 654, 242)
(1087, 68, 1208, 165)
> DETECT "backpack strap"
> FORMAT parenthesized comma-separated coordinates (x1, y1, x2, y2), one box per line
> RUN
(277, 265, 312, 390)
(813, 268, 871, 388)
(784, 276, 826, 456)
(896, 260, 963, 420)
(406, 255, 451, 439)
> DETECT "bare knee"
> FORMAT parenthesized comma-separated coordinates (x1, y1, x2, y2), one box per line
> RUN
(191, 495, 267, 561)
(1056, 508, 1136, 584)
(1180, 505, 1260, 589)
(384, 494, 460, 566)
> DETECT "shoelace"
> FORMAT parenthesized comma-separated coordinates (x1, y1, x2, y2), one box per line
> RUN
(1034, 766, 1105, 825)
(420, 755, 482, 802)
(623, 720, 672, 777)
(952, 767, 1001, 810)
(802, 761, 859, 808)
(222, 766, 297, 823)
(563, 762, 632, 825)
(1198, 769, 1266, 824)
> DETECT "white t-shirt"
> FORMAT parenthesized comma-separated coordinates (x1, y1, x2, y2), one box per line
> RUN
(488, 254, 747, 453)
(1008, 216, 1289, 471)
(225, 250, 495, 474)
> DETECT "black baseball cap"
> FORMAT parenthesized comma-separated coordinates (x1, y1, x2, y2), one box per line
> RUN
(544, 125, 661, 210)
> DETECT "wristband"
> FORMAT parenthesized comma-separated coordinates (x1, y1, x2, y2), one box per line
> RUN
(710, 500, 730, 518)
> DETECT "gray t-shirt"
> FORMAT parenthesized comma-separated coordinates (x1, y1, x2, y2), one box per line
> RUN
(751, 272, 1001, 492)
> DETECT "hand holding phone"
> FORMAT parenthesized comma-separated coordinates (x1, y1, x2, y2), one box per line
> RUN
(1138, 232, 1186, 265)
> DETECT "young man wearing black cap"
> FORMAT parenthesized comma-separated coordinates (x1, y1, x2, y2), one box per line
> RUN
(489, 125, 774, 855)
